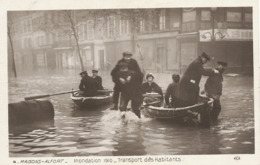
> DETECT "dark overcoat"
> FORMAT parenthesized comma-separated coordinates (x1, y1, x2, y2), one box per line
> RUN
(174, 57, 215, 105)
(79, 75, 99, 97)
(93, 76, 103, 90)
(204, 68, 224, 96)
(165, 82, 178, 106)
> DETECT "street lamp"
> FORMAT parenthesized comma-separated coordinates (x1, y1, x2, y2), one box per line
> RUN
(211, 7, 217, 58)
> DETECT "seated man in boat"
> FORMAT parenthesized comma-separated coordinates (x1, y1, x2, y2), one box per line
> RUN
(92, 69, 104, 90)
(202, 61, 228, 122)
(79, 71, 99, 97)
(165, 74, 180, 108)
(117, 62, 143, 118)
(142, 73, 163, 106)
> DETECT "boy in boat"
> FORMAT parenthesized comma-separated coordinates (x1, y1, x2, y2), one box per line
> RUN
(110, 51, 143, 110)
(174, 52, 219, 107)
(165, 74, 180, 108)
(117, 62, 143, 118)
(142, 73, 163, 106)
(202, 61, 228, 122)
(92, 69, 104, 90)
(79, 71, 99, 97)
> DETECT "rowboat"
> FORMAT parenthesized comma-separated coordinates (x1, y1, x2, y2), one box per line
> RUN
(142, 96, 214, 128)
(71, 90, 113, 108)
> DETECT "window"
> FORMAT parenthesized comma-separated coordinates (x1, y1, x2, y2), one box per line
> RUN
(201, 10, 211, 21)
(140, 19, 145, 32)
(87, 21, 94, 39)
(107, 16, 116, 38)
(159, 9, 166, 30)
(245, 13, 252, 23)
(78, 24, 84, 40)
(120, 19, 129, 35)
(227, 11, 242, 22)
(182, 9, 196, 22)
(96, 18, 105, 39)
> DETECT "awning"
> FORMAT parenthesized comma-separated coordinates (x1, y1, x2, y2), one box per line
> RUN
(53, 47, 73, 50)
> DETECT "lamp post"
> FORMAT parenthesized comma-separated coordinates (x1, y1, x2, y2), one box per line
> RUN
(211, 7, 217, 58)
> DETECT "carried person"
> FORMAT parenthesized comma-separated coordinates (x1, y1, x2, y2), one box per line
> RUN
(165, 74, 180, 108)
(110, 51, 143, 110)
(174, 52, 219, 107)
(117, 62, 143, 118)
(202, 61, 228, 122)
(79, 71, 99, 97)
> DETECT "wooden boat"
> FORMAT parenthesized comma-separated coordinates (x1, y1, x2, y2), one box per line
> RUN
(71, 90, 113, 108)
(142, 96, 214, 128)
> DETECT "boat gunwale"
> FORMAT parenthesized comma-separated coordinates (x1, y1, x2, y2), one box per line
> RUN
(146, 97, 214, 111)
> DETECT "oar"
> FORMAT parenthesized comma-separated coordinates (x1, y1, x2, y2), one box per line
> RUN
(24, 90, 80, 100)
(24, 89, 114, 100)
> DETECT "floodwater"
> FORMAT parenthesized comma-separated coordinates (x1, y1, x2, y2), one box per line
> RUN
(8, 69, 254, 156)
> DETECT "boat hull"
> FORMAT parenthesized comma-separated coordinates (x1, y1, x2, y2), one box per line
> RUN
(142, 96, 214, 128)
(71, 92, 113, 108)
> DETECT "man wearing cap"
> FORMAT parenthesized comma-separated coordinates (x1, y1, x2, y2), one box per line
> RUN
(203, 61, 228, 122)
(174, 52, 219, 107)
(79, 71, 99, 97)
(110, 51, 143, 110)
(165, 74, 180, 108)
(142, 73, 163, 105)
(117, 61, 143, 118)
(92, 69, 103, 90)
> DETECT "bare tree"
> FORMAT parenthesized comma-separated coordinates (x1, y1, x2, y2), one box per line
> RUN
(7, 12, 17, 77)
(40, 10, 93, 71)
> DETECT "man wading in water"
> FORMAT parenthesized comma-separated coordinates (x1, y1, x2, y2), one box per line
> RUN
(110, 51, 143, 110)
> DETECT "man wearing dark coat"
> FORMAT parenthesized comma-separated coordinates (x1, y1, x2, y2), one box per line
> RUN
(117, 62, 143, 118)
(110, 51, 143, 110)
(142, 73, 163, 105)
(174, 52, 219, 107)
(203, 61, 228, 122)
(79, 71, 99, 97)
(165, 74, 180, 107)
(92, 70, 103, 90)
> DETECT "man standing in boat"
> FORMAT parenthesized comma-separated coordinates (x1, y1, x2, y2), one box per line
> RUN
(110, 51, 143, 110)
(117, 62, 143, 118)
(79, 71, 99, 97)
(92, 69, 104, 90)
(202, 61, 228, 122)
(174, 52, 219, 107)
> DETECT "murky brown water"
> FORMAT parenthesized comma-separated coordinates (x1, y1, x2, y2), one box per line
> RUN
(8, 69, 254, 156)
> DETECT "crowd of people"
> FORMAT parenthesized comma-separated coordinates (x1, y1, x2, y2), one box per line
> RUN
(78, 51, 227, 122)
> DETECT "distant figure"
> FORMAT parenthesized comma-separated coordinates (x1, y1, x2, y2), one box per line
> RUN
(142, 73, 163, 105)
(92, 69, 103, 90)
(79, 71, 99, 97)
(110, 51, 143, 110)
(203, 61, 228, 122)
(174, 52, 219, 107)
(165, 74, 180, 108)
(117, 62, 143, 118)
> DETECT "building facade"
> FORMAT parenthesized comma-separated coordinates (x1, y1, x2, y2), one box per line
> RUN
(8, 7, 253, 75)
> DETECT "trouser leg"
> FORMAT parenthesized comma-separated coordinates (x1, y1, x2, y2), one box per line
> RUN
(211, 99, 221, 121)
(119, 95, 130, 112)
(111, 85, 120, 109)
(131, 97, 143, 118)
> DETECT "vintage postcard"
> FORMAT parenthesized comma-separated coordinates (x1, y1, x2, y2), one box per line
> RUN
(0, 0, 259, 164)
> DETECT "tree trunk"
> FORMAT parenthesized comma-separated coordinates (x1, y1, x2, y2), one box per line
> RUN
(8, 29, 17, 77)
(73, 32, 85, 71)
